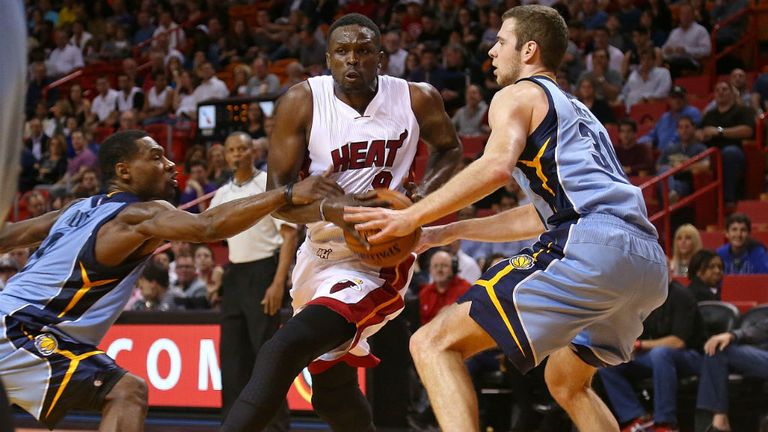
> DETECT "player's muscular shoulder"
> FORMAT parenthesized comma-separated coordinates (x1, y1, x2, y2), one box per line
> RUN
(277, 82, 313, 123)
(111, 200, 174, 227)
(490, 81, 546, 124)
(408, 82, 442, 114)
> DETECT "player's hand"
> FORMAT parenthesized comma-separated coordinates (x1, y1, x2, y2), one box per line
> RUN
(414, 226, 453, 254)
(261, 282, 285, 316)
(323, 192, 391, 248)
(344, 206, 418, 244)
(704, 332, 735, 356)
(289, 175, 344, 205)
(402, 179, 424, 202)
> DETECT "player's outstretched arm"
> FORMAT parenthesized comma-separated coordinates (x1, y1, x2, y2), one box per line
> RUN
(415, 203, 546, 252)
(409, 83, 463, 198)
(0, 199, 83, 253)
(131, 175, 340, 243)
(346, 83, 541, 242)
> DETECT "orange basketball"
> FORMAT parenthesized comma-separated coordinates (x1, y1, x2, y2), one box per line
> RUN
(344, 189, 422, 268)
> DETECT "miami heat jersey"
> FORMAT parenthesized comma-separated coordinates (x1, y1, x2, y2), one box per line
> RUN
(0, 193, 148, 346)
(305, 75, 420, 244)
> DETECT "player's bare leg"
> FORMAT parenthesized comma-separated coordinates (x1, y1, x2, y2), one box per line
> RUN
(100, 373, 148, 432)
(545, 347, 619, 432)
(410, 302, 496, 432)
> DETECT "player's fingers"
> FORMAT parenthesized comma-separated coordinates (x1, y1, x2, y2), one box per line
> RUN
(367, 228, 393, 244)
(342, 223, 370, 249)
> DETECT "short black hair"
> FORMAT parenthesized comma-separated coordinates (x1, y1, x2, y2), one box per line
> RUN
(99, 130, 148, 183)
(327, 13, 381, 48)
(141, 262, 169, 288)
(726, 212, 752, 232)
(688, 249, 719, 280)
(619, 118, 637, 132)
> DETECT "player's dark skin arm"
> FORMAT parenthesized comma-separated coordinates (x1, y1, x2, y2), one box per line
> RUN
(266, 83, 383, 241)
(408, 82, 463, 199)
(0, 199, 85, 253)
(94, 175, 341, 268)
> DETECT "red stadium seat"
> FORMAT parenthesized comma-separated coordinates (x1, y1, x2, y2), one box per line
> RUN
(674, 75, 712, 98)
(460, 135, 487, 157)
(700, 231, 726, 249)
(736, 200, 768, 225)
(722, 275, 768, 304)
(630, 101, 669, 126)
(743, 142, 765, 200)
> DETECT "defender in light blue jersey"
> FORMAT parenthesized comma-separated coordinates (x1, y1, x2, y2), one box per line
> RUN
(346, 5, 668, 431)
(0, 130, 340, 430)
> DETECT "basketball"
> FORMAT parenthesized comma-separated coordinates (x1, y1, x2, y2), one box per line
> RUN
(344, 189, 422, 267)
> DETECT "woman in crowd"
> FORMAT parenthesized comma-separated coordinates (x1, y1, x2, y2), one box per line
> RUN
(670, 224, 704, 277)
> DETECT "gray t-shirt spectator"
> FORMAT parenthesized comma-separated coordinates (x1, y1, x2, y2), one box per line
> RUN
(452, 101, 488, 136)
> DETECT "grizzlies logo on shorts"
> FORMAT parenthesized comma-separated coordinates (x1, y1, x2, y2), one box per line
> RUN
(459, 214, 668, 374)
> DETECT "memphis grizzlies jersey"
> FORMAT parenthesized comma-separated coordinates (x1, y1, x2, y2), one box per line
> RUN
(0, 193, 148, 346)
(513, 75, 656, 235)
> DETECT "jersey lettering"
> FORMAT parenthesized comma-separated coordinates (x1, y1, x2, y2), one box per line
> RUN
(330, 130, 408, 173)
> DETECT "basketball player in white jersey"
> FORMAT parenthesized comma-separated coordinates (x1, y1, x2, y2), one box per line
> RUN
(0, 2, 27, 429)
(221, 13, 462, 432)
(347, 5, 668, 432)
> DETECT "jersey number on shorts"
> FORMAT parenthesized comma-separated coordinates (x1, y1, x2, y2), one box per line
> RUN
(578, 122, 628, 183)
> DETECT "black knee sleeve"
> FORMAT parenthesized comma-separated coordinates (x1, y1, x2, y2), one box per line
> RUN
(222, 306, 356, 432)
(311, 364, 375, 432)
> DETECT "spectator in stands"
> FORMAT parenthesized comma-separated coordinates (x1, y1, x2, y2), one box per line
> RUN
(408, 47, 447, 91)
(639, 86, 702, 151)
(687, 249, 724, 301)
(585, 27, 624, 75)
(230, 64, 251, 97)
(72, 168, 101, 198)
(0, 255, 20, 291)
(169, 252, 209, 310)
(281, 62, 306, 93)
(25, 191, 48, 219)
(621, 47, 672, 110)
(657, 116, 708, 203)
(90, 76, 119, 126)
(451, 84, 489, 137)
(247, 57, 281, 99)
(133, 10, 156, 47)
(616, 0, 641, 34)
(68, 83, 91, 127)
(115, 73, 144, 114)
(599, 280, 705, 432)
(143, 71, 173, 124)
(383, 31, 408, 78)
(696, 307, 768, 432)
(662, 3, 711, 78)
(45, 29, 84, 78)
(669, 223, 704, 278)
(173, 70, 198, 121)
(615, 119, 655, 176)
(581, 46, 625, 106)
(246, 102, 266, 139)
(153, 6, 185, 52)
(65, 129, 97, 186)
(207, 143, 231, 187)
(697, 81, 754, 206)
(751, 72, 768, 113)
(49, 189, 75, 211)
(36, 134, 68, 186)
(117, 109, 138, 131)
(24, 118, 49, 162)
(179, 159, 216, 213)
(446, 240, 482, 285)
(580, 0, 608, 31)
(419, 251, 471, 325)
(227, 18, 256, 62)
(25, 62, 52, 119)
(717, 213, 768, 275)
(298, 25, 326, 69)
(44, 99, 72, 139)
(132, 262, 175, 312)
(576, 77, 617, 125)
(705, 68, 756, 114)
(605, 14, 628, 52)
(622, 26, 662, 79)
(194, 244, 223, 308)
(192, 62, 229, 104)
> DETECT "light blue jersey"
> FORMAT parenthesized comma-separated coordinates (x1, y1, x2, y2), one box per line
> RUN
(0, 193, 147, 346)
(513, 75, 656, 236)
